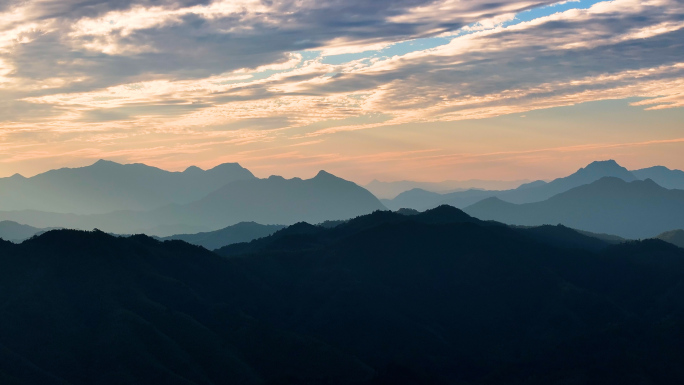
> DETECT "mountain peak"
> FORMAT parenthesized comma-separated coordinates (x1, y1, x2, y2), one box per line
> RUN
(583, 159, 622, 171)
(589, 159, 619, 165)
(9, 173, 25, 179)
(418, 204, 478, 224)
(571, 160, 636, 182)
(183, 166, 203, 173)
(91, 159, 119, 167)
(313, 170, 339, 180)
(639, 178, 661, 187)
(206, 162, 255, 179)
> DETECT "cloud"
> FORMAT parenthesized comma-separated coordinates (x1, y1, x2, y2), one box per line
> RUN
(0, 0, 683, 173)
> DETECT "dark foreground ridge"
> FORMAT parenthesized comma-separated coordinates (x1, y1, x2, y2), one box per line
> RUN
(2, 207, 684, 384)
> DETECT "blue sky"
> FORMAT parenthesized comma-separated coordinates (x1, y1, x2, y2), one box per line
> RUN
(0, 0, 683, 182)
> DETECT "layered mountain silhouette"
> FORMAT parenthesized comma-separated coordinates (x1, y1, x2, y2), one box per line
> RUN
(365, 178, 529, 199)
(0, 170, 386, 235)
(632, 165, 684, 190)
(2, 208, 684, 384)
(464, 177, 684, 239)
(0, 221, 55, 243)
(160, 222, 285, 250)
(655, 229, 684, 248)
(383, 160, 641, 210)
(0, 159, 255, 214)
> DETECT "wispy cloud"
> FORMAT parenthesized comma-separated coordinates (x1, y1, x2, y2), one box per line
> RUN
(0, 0, 682, 177)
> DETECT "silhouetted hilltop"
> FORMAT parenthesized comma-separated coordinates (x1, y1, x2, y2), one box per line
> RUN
(160, 222, 285, 250)
(655, 229, 684, 248)
(217, 205, 608, 257)
(0, 229, 371, 384)
(3, 217, 684, 384)
(465, 177, 684, 239)
(0, 160, 255, 214)
(515, 224, 615, 252)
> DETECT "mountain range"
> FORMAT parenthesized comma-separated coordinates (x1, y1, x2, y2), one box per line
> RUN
(0, 160, 256, 214)
(383, 160, 684, 211)
(464, 177, 684, 239)
(0, 170, 386, 236)
(364, 178, 531, 199)
(2, 208, 684, 384)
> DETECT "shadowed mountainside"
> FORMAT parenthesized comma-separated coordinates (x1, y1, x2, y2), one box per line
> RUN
(2, 208, 684, 384)
(0, 160, 255, 214)
(464, 177, 684, 239)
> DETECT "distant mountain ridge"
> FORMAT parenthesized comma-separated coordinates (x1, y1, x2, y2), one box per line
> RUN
(383, 160, 683, 210)
(0, 221, 55, 243)
(631, 165, 684, 190)
(365, 178, 531, 199)
(0, 170, 387, 236)
(464, 177, 684, 239)
(0, 159, 256, 214)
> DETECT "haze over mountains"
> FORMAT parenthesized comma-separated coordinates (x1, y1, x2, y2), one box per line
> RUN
(0, 160, 255, 214)
(364, 178, 532, 199)
(0, 158, 683, 240)
(1, 157, 684, 384)
(0, 167, 386, 236)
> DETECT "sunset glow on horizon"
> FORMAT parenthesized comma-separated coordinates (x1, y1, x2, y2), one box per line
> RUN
(1, 0, 683, 182)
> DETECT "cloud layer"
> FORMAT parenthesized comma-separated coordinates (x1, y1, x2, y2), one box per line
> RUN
(1, 0, 683, 179)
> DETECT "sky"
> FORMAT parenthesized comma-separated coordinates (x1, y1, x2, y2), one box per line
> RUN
(0, 0, 683, 183)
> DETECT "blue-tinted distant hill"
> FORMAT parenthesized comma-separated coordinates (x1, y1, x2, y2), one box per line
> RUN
(0, 221, 55, 243)
(383, 160, 657, 211)
(464, 177, 684, 239)
(365, 178, 530, 199)
(632, 166, 684, 190)
(0, 170, 387, 236)
(0, 160, 255, 214)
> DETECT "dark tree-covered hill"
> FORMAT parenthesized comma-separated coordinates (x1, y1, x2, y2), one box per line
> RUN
(2, 209, 684, 384)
